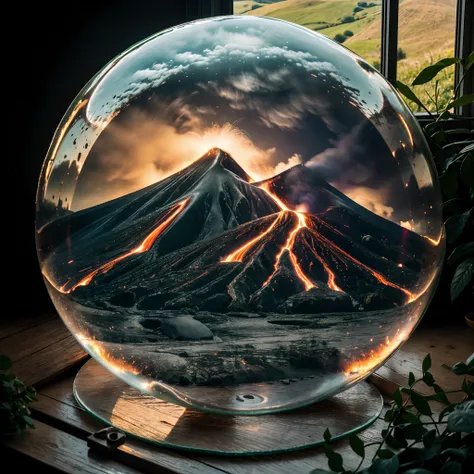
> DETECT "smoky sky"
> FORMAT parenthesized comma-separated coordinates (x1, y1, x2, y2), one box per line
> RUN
(42, 16, 441, 235)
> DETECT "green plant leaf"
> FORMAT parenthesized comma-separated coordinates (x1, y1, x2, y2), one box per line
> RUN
(422, 354, 432, 374)
(464, 51, 474, 70)
(451, 258, 474, 301)
(447, 401, 474, 432)
(461, 154, 474, 188)
(411, 391, 432, 416)
(412, 58, 462, 86)
(446, 94, 474, 110)
(393, 80, 427, 111)
(371, 456, 399, 474)
(460, 143, 474, 154)
(349, 433, 365, 458)
(324, 428, 332, 443)
(422, 429, 437, 448)
(440, 169, 459, 198)
(403, 423, 428, 441)
(22, 416, 35, 428)
(0, 355, 12, 371)
(445, 209, 473, 244)
(448, 243, 474, 265)
(408, 372, 416, 386)
(325, 448, 344, 473)
(422, 372, 434, 387)
(399, 411, 420, 425)
(392, 389, 403, 407)
(440, 460, 462, 474)
(442, 447, 470, 462)
(467, 352, 474, 368)
(377, 449, 395, 459)
(452, 362, 469, 375)
(433, 384, 450, 405)
(403, 469, 433, 474)
(385, 433, 406, 450)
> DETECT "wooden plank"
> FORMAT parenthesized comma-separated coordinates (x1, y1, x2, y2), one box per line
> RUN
(34, 383, 227, 474)
(37, 375, 386, 474)
(0, 313, 56, 341)
(374, 324, 473, 402)
(3, 419, 143, 474)
(2, 318, 72, 363)
(12, 334, 87, 387)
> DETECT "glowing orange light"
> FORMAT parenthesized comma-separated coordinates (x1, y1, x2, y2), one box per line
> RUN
(259, 184, 315, 291)
(345, 329, 409, 376)
(77, 333, 140, 375)
(223, 214, 282, 262)
(53, 198, 190, 294)
(423, 234, 443, 246)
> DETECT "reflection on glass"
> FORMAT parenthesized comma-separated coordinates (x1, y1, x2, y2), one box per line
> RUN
(397, 0, 456, 112)
(234, 0, 382, 68)
(36, 16, 445, 415)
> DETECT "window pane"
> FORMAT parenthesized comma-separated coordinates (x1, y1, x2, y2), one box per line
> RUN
(397, 0, 457, 113)
(233, 1, 382, 69)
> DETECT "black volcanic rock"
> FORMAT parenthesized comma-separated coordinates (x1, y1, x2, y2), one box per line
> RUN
(282, 286, 354, 314)
(161, 316, 214, 341)
(44, 148, 427, 319)
(251, 251, 306, 311)
(110, 291, 136, 308)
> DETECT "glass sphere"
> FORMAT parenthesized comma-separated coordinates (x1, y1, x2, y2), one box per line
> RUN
(36, 16, 445, 415)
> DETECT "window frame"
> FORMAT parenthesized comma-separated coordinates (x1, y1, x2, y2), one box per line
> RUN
(191, 0, 473, 118)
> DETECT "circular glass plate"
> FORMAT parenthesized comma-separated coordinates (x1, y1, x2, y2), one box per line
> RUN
(74, 358, 383, 455)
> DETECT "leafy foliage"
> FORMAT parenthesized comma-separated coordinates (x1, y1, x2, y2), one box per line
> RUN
(394, 53, 474, 305)
(0, 355, 37, 435)
(311, 353, 474, 474)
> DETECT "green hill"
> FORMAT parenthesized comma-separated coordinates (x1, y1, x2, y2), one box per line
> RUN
(237, 0, 457, 111)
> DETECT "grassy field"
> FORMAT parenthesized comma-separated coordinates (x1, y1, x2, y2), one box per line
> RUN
(234, 0, 457, 112)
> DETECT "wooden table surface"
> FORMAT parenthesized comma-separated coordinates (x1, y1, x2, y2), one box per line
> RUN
(1, 314, 472, 474)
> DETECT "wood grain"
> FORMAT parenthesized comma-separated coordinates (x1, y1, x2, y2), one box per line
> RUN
(37, 376, 388, 474)
(33, 387, 228, 474)
(11, 334, 88, 388)
(74, 358, 383, 455)
(0, 313, 56, 341)
(3, 419, 143, 474)
(0, 315, 88, 388)
(374, 324, 473, 402)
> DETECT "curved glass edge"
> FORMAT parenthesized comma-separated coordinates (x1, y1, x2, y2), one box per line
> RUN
(73, 361, 383, 455)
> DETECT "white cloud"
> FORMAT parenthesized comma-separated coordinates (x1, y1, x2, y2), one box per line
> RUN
(273, 154, 303, 175)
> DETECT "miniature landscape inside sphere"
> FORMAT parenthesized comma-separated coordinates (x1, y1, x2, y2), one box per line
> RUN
(36, 16, 445, 414)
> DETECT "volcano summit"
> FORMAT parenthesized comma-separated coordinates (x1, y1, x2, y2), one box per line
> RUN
(39, 148, 435, 412)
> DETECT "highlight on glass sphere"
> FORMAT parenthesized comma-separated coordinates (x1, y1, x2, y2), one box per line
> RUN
(36, 16, 445, 415)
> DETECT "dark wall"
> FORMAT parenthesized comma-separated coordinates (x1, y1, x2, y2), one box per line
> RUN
(15, 1, 188, 314)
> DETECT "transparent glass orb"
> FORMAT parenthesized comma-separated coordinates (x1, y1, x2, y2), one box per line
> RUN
(36, 16, 445, 415)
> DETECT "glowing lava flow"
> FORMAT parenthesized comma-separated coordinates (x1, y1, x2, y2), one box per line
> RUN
(308, 235, 344, 293)
(222, 214, 282, 263)
(306, 217, 414, 300)
(258, 183, 316, 291)
(76, 333, 141, 375)
(57, 197, 190, 294)
(344, 328, 409, 377)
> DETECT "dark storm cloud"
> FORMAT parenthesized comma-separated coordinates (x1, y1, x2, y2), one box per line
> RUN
(49, 16, 432, 230)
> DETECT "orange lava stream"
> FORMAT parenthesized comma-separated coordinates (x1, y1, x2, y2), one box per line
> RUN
(344, 328, 409, 376)
(307, 218, 414, 300)
(57, 198, 189, 294)
(423, 234, 443, 246)
(76, 333, 141, 375)
(308, 235, 344, 293)
(223, 214, 282, 263)
(259, 184, 315, 291)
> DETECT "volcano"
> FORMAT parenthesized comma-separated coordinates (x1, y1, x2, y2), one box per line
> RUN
(42, 147, 426, 309)
(40, 148, 432, 387)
